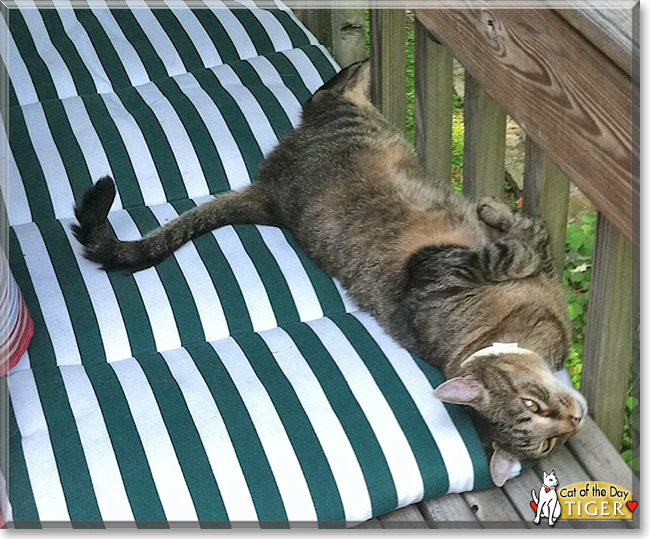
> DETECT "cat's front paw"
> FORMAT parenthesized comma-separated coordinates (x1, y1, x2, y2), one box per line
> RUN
(477, 197, 514, 233)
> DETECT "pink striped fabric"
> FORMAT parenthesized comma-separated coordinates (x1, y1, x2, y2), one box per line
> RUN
(1, 248, 33, 376)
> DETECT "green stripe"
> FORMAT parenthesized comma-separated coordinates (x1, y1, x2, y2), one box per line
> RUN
(230, 6, 273, 57)
(30, 368, 102, 525)
(151, 9, 203, 72)
(170, 199, 253, 337)
(40, 100, 93, 204)
(85, 363, 167, 526)
(110, 8, 168, 83)
(8, 10, 58, 102)
(37, 3, 97, 97)
(83, 93, 145, 208)
(263, 50, 314, 107)
(127, 206, 204, 346)
(9, 229, 58, 371)
(280, 230, 346, 316)
(137, 352, 229, 524)
(8, 106, 55, 222)
(263, 6, 313, 49)
(414, 356, 492, 491)
(7, 398, 40, 527)
(187, 341, 288, 526)
(302, 45, 339, 86)
(283, 322, 393, 517)
(37, 221, 107, 366)
(234, 332, 345, 522)
(229, 60, 292, 140)
(115, 86, 187, 202)
(233, 225, 300, 327)
(153, 76, 230, 195)
(1, 55, 21, 109)
(332, 314, 450, 498)
(190, 4, 239, 63)
(73, 7, 132, 91)
(192, 68, 262, 188)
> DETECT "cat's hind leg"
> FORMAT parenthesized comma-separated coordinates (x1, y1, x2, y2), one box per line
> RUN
(73, 177, 277, 273)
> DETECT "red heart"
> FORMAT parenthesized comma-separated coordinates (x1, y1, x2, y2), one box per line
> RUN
(545, 488, 550, 493)
(530, 500, 538, 513)
(627, 501, 638, 513)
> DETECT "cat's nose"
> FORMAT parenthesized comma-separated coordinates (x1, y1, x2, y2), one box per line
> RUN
(570, 416, 582, 431)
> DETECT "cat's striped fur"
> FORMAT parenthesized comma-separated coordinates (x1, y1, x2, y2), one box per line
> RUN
(73, 60, 586, 487)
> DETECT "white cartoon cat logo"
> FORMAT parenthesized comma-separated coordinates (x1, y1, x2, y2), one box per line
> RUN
(530, 470, 562, 525)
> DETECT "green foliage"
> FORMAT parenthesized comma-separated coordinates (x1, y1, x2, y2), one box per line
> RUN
(562, 213, 595, 390)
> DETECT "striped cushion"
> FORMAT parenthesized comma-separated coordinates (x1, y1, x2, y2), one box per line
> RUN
(3, 1, 498, 527)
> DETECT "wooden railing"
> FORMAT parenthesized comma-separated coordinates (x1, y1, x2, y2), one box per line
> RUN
(292, 6, 638, 453)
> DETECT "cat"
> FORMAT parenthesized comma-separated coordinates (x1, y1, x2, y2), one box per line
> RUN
(72, 59, 587, 487)
(531, 470, 561, 525)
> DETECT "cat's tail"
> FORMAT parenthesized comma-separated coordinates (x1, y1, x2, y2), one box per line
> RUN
(72, 176, 276, 273)
(531, 489, 538, 504)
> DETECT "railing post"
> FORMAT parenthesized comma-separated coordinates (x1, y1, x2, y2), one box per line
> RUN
(332, 9, 366, 68)
(414, 16, 453, 187)
(581, 214, 633, 447)
(369, 8, 406, 131)
(462, 73, 507, 200)
(523, 138, 571, 276)
(293, 7, 333, 52)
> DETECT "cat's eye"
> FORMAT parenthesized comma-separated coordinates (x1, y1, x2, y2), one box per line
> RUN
(522, 399, 540, 413)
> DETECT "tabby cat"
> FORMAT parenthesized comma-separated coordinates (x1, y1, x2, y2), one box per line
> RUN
(73, 60, 587, 487)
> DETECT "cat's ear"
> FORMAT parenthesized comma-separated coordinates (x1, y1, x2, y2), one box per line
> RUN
(344, 59, 371, 101)
(490, 446, 518, 487)
(434, 376, 487, 408)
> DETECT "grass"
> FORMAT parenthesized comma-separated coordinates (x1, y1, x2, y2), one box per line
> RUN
(395, 14, 636, 471)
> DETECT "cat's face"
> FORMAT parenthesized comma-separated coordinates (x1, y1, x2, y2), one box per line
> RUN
(434, 350, 587, 486)
(543, 470, 559, 488)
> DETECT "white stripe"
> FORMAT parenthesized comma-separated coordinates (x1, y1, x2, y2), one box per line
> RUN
(212, 225, 276, 333)
(135, 83, 209, 199)
(61, 97, 123, 211)
(19, 4, 77, 101)
(124, 0, 186, 77)
(13, 223, 82, 366)
(90, 3, 151, 87)
(244, 5, 293, 52)
(209, 2, 257, 60)
(0, 467, 13, 527)
(1, 18, 38, 107)
(333, 279, 359, 313)
(352, 311, 476, 493)
(107, 210, 182, 353)
(211, 337, 318, 522)
(256, 225, 323, 322)
(20, 102, 76, 220)
(246, 55, 302, 127)
(283, 46, 333, 93)
(160, 347, 259, 524)
(59, 366, 134, 522)
(169, 7, 222, 67)
(213, 65, 278, 157)
(55, 2, 114, 94)
(8, 369, 71, 523)
(101, 93, 166, 207)
(307, 317, 425, 507)
(6, 149, 32, 226)
(110, 358, 197, 521)
(176, 74, 251, 190)
(258, 328, 373, 522)
(60, 218, 132, 363)
(148, 203, 230, 343)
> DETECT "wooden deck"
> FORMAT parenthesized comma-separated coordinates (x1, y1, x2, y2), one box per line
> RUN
(352, 418, 637, 528)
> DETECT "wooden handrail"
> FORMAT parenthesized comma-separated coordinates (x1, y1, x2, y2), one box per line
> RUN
(415, 8, 634, 245)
